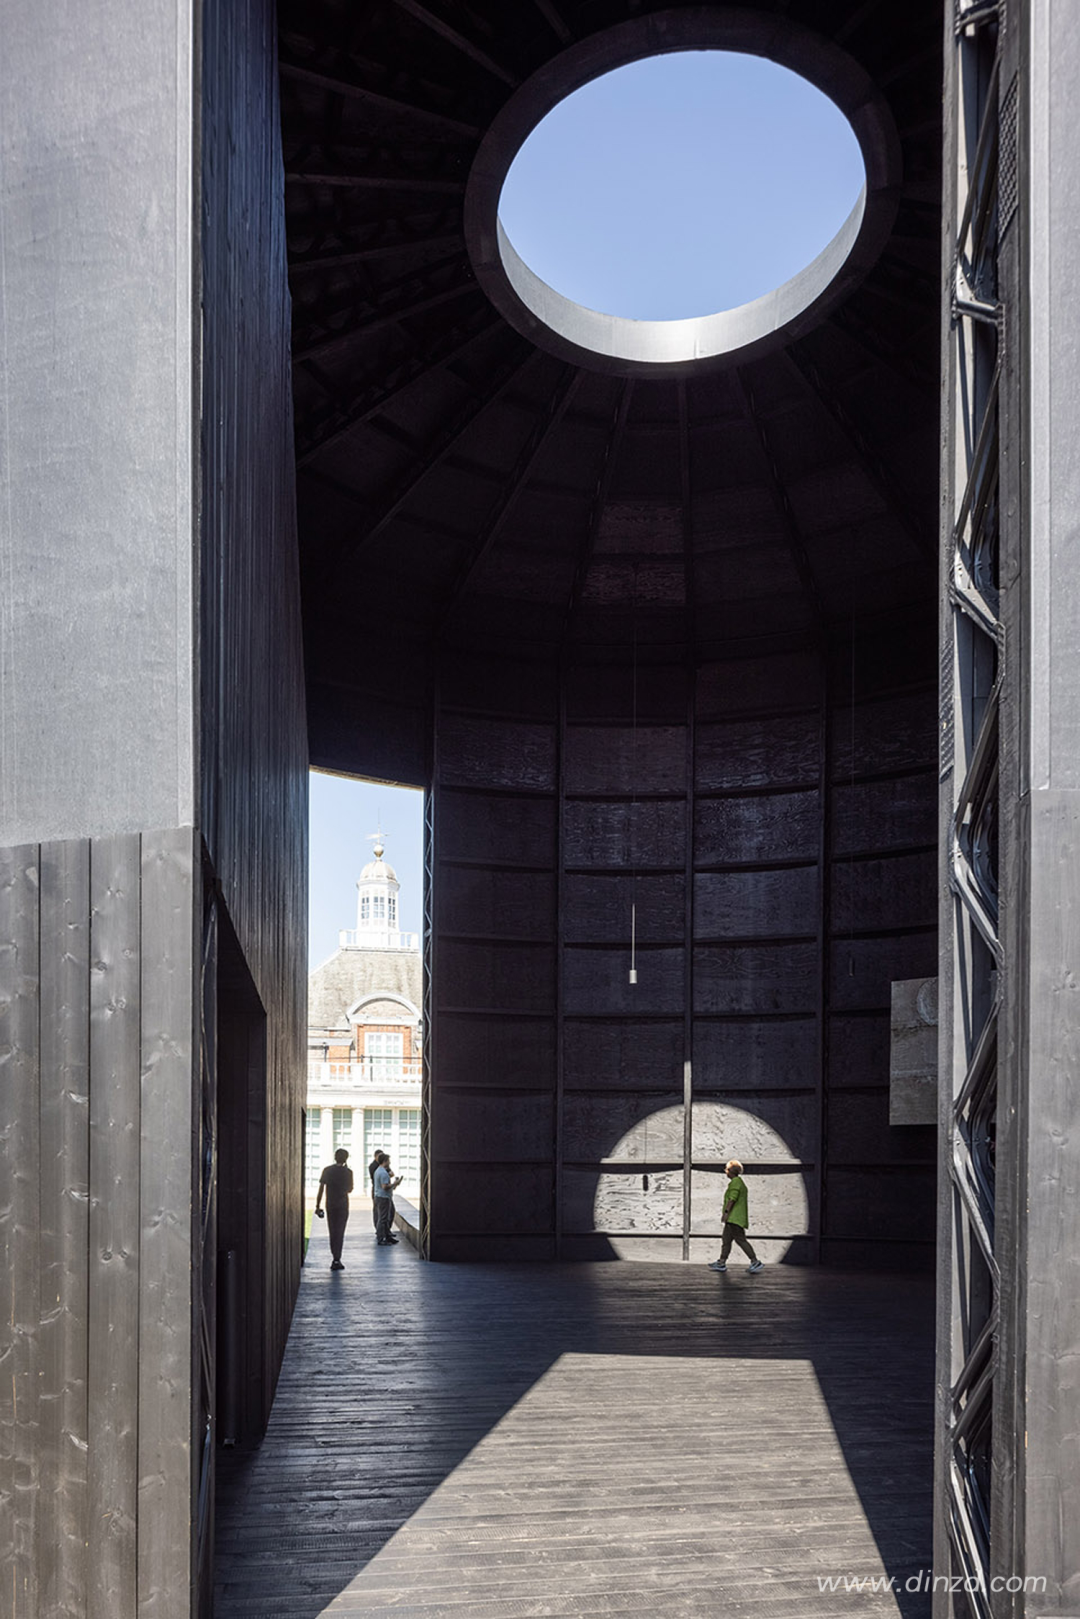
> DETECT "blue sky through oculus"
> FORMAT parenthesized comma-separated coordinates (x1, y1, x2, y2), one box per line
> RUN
(498, 51, 865, 322)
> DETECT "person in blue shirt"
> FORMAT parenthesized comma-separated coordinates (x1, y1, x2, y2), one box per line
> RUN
(708, 1159, 764, 1273)
(372, 1152, 402, 1246)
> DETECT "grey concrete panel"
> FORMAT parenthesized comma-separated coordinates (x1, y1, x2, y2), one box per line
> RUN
(0, 1, 196, 845)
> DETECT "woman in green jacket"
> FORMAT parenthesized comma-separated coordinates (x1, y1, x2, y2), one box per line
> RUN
(708, 1159, 764, 1273)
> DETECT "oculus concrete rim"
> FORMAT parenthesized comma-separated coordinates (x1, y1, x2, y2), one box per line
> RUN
(465, 6, 902, 377)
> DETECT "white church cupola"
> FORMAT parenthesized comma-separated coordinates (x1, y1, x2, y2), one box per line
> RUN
(348, 830, 407, 948)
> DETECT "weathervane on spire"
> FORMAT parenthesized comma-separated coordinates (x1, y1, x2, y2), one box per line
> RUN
(367, 823, 385, 860)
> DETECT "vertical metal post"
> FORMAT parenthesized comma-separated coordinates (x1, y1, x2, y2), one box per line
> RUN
(937, 2, 1006, 1612)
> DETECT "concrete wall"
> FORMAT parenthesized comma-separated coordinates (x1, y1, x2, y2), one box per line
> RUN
(0, 1, 307, 1614)
(0, 0, 196, 848)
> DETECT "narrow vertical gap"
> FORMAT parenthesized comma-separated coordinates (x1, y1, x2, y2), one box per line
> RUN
(678, 381, 695, 1261)
(554, 659, 567, 1260)
(816, 655, 831, 1266)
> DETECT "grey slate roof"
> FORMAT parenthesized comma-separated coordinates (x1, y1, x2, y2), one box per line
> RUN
(309, 946, 422, 1032)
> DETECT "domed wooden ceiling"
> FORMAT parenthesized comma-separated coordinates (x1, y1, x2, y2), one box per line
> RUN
(279, 0, 941, 776)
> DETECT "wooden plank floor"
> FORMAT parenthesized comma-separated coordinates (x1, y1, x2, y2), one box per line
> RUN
(215, 1236, 934, 1619)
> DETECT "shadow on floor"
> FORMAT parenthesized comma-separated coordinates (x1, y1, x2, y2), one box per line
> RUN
(214, 1240, 934, 1619)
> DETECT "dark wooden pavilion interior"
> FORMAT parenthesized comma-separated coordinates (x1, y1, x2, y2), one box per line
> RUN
(282, 0, 941, 1269)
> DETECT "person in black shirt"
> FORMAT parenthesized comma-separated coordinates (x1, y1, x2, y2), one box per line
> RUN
(315, 1148, 354, 1270)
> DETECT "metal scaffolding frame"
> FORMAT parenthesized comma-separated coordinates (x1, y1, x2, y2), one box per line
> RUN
(938, 2, 1014, 1613)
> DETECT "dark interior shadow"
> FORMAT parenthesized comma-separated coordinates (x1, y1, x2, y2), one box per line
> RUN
(214, 1246, 933, 1619)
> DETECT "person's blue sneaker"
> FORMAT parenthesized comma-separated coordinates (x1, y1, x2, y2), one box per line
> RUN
(707, 1261, 727, 1272)
(749, 1260, 764, 1273)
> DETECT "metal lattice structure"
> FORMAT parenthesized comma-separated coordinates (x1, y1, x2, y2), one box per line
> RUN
(939, 2, 1010, 1610)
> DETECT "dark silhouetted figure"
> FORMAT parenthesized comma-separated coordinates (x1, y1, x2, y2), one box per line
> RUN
(315, 1148, 354, 1269)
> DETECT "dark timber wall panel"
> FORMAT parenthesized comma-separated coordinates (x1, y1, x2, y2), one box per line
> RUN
(200, 0, 308, 1417)
(430, 625, 937, 1270)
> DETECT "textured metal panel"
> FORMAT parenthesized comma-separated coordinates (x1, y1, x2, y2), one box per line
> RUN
(0, 1, 196, 845)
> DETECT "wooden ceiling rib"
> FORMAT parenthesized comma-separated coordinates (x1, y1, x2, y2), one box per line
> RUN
(283, 0, 941, 683)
